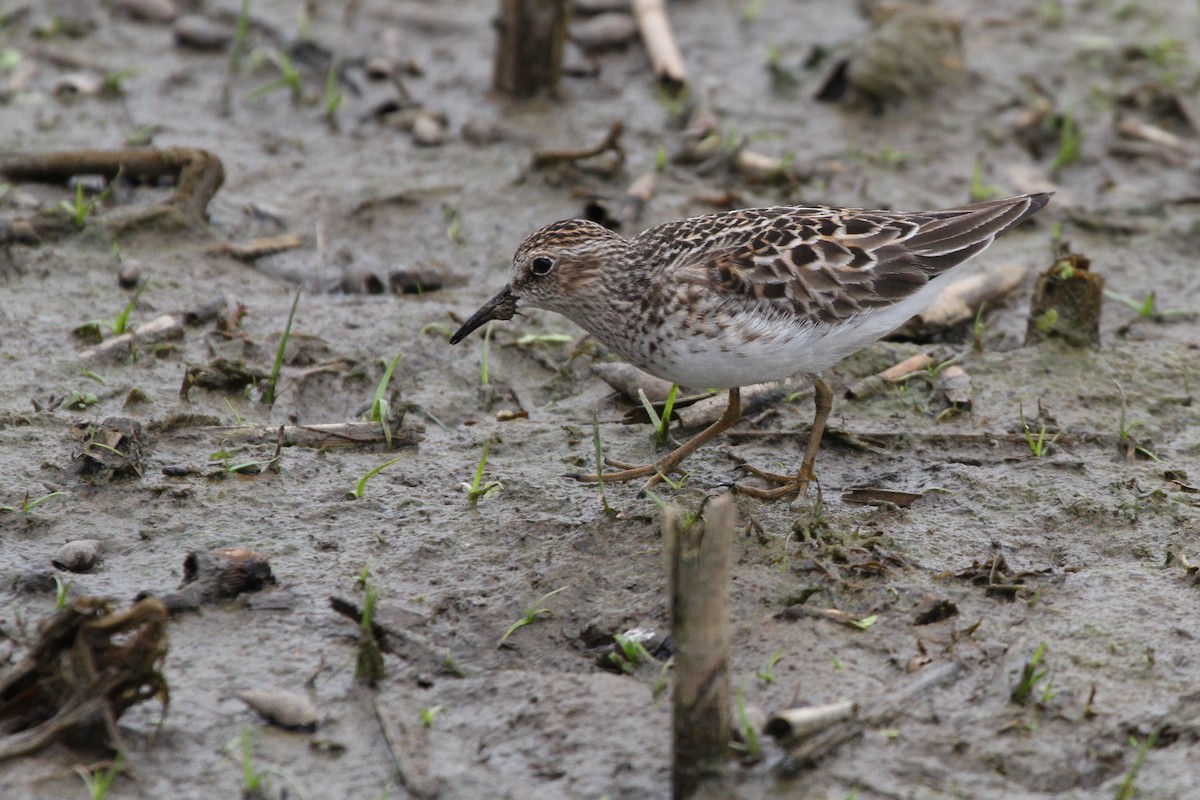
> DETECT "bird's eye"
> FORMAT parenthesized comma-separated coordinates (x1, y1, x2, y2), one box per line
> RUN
(531, 256, 554, 276)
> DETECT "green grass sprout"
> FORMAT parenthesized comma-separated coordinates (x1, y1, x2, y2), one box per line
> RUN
(263, 287, 300, 406)
(1019, 402, 1059, 457)
(592, 414, 613, 515)
(1011, 641, 1050, 704)
(638, 383, 679, 447)
(349, 457, 403, 500)
(1114, 727, 1162, 800)
(1, 491, 69, 514)
(756, 648, 784, 683)
(111, 279, 147, 336)
(462, 440, 502, 505)
(608, 633, 654, 674)
(60, 170, 120, 228)
(479, 322, 493, 386)
(499, 586, 567, 644)
(76, 751, 124, 800)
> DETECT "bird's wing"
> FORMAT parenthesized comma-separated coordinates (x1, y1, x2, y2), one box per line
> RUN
(669, 194, 1049, 325)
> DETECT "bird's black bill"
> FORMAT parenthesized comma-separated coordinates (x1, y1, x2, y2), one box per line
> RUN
(449, 285, 519, 344)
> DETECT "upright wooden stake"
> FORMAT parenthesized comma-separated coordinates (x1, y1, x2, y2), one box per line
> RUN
(666, 491, 734, 799)
(493, 0, 568, 99)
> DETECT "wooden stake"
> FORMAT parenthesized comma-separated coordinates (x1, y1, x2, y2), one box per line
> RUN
(632, 0, 687, 87)
(666, 492, 734, 799)
(493, 0, 568, 98)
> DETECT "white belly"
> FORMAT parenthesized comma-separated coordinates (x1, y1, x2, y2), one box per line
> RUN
(617, 276, 951, 389)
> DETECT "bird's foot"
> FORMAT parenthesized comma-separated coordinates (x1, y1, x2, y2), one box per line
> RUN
(734, 463, 814, 503)
(566, 456, 686, 497)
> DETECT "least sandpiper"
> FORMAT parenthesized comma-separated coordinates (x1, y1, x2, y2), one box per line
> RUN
(451, 193, 1051, 498)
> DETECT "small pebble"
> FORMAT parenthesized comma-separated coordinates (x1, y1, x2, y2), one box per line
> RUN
(340, 268, 385, 295)
(52, 73, 103, 97)
(388, 265, 444, 294)
(117, 259, 142, 289)
(112, 0, 178, 23)
(570, 12, 637, 51)
(173, 15, 233, 51)
(52, 539, 102, 572)
(237, 690, 319, 732)
(411, 111, 446, 147)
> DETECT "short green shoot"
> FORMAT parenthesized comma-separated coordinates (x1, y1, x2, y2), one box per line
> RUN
(249, 49, 302, 101)
(357, 562, 371, 588)
(60, 171, 119, 228)
(443, 204, 463, 243)
(969, 158, 1003, 202)
(1039, 0, 1064, 27)
(756, 648, 784, 683)
(592, 414, 613, 515)
(655, 144, 668, 171)
(652, 660, 671, 704)
(349, 457, 402, 500)
(1114, 380, 1158, 460)
(1114, 727, 1162, 800)
(1104, 288, 1191, 321)
(1019, 402, 1058, 457)
(656, 469, 689, 491)
(479, 322, 492, 386)
(637, 383, 679, 447)
(1011, 641, 1050, 704)
(76, 751, 123, 800)
(263, 287, 300, 406)
(229, 0, 251, 73)
(733, 688, 763, 761)
(233, 727, 263, 794)
(224, 397, 245, 424)
(420, 321, 453, 338)
(419, 705, 443, 728)
(102, 67, 138, 95)
(926, 350, 966, 380)
(356, 579, 385, 685)
(209, 448, 277, 475)
(1033, 307, 1059, 333)
(462, 440, 502, 505)
(367, 351, 403, 446)
(0, 490, 68, 514)
(972, 302, 988, 353)
(608, 633, 654, 674)
(440, 649, 466, 677)
(111, 279, 147, 335)
(324, 64, 342, 123)
(851, 614, 878, 630)
(81, 368, 107, 384)
(499, 586, 567, 644)
(1051, 110, 1084, 174)
(741, 0, 766, 23)
(53, 574, 71, 609)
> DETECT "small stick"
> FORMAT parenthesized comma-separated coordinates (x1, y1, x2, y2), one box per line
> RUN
(632, 0, 687, 86)
(188, 421, 423, 449)
(764, 700, 857, 741)
(0, 147, 225, 229)
(207, 233, 304, 261)
(667, 492, 734, 799)
(532, 120, 625, 168)
(843, 348, 950, 400)
(778, 661, 963, 768)
(80, 315, 184, 362)
(673, 381, 795, 429)
(891, 261, 1029, 340)
(374, 700, 439, 799)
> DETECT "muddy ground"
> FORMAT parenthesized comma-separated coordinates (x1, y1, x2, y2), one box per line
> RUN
(1, 0, 1199, 798)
